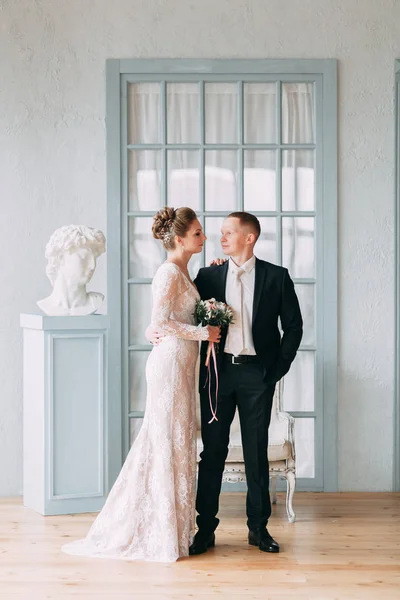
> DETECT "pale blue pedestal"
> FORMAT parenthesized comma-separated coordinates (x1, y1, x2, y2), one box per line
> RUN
(20, 313, 110, 515)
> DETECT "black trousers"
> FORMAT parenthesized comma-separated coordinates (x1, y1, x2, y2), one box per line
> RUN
(196, 355, 275, 534)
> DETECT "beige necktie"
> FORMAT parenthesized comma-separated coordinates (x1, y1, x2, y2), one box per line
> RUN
(230, 268, 245, 356)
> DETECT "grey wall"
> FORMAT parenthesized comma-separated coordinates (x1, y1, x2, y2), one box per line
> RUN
(1, 0, 398, 494)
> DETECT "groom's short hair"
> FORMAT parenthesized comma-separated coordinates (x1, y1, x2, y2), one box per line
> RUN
(228, 212, 261, 240)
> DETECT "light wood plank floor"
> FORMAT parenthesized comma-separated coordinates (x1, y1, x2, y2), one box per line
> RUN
(1, 493, 399, 599)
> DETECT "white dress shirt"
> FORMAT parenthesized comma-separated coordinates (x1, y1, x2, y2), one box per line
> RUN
(224, 255, 256, 356)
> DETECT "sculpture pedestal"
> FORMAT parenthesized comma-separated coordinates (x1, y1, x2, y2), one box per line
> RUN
(20, 313, 109, 515)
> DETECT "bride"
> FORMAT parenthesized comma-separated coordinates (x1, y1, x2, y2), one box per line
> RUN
(62, 207, 220, 562)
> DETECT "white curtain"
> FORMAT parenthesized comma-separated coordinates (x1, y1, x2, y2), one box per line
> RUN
(128, 82, 314, 212)
(128, 80, 315, 477)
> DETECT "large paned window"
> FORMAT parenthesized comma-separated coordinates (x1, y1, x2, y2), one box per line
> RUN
(106, 60, 337, 491)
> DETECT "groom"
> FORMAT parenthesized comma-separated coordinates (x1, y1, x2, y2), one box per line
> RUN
(189, 212, 303, 555)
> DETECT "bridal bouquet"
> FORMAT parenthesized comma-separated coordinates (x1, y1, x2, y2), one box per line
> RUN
(194, 298, 234, 423)
(194, 298, 234, 361)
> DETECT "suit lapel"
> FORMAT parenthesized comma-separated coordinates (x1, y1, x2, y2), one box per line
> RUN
(216, 261, 229, 356)
(252, 258, 266, 325)
(219, 260, 229, 303)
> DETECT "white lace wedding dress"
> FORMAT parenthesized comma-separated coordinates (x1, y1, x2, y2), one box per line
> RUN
(62, 262, 209, 562)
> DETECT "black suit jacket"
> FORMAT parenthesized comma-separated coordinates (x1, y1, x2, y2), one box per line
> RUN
(194, 258, 303, 389)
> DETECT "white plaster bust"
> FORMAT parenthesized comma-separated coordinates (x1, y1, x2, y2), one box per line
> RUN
(37, 225, 106, 316)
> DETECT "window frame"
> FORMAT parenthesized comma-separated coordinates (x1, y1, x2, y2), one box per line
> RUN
(394, 59, 400, 492)
(106, 59, 338, 492)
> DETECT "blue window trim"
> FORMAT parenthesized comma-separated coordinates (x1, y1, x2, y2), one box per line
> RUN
(106, 59, 338, 492)
(394, 60, 400, 492)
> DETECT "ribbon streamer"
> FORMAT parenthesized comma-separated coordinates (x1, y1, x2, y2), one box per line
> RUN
(204, 342, 219, 424)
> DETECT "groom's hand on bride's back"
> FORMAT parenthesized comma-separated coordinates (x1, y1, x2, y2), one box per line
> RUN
(145, 324, 164, 346)
(209, 258, 227, 266)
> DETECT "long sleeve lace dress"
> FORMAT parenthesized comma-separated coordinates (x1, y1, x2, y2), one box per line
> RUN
(62, 262, 208, 562)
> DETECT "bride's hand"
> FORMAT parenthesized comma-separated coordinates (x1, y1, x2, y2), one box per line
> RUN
(207, 325, 221, 343)
(209, 258, 228, 266)
(145, 324, 164, 346)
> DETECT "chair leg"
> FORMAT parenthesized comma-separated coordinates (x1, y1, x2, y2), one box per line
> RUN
(270, 475, 277, 504)
(285, 470, 296, 523)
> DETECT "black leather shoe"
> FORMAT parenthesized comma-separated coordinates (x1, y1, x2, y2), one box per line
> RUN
(248, 528, 280, 553)
(189, 531, 215, 556)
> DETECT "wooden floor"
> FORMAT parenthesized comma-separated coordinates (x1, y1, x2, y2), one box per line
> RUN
(1, 493, 400, 600)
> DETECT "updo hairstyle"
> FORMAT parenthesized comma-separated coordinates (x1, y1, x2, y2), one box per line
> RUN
(152, 207, 197, 250)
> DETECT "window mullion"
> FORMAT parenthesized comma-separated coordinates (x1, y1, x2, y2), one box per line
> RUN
(276, 80, 283, 265)
(161, 81, 167, 209)
(199, 80, 205, 266)
(238, 80, 244, 211)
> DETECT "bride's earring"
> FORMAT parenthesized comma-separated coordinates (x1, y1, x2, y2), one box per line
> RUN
(181, 244, 184, 254)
